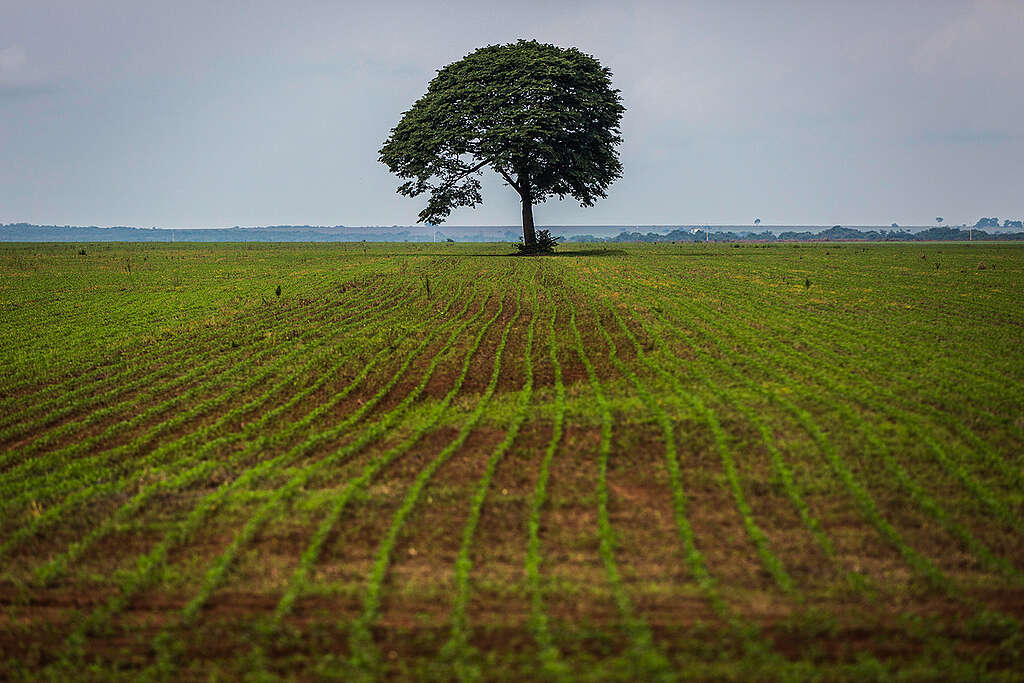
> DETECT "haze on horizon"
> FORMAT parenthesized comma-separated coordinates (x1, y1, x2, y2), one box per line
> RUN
(2, 0, 1022, 229)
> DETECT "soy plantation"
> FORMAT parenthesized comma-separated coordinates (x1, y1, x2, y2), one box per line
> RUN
(1, 241, 1022, 681)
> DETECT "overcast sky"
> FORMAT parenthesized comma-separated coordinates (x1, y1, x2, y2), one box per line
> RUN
(2, 0, 1021, 228)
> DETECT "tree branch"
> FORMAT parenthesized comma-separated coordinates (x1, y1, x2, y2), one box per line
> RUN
(435, 157, 494, 194)
(497, 168, 522, 195)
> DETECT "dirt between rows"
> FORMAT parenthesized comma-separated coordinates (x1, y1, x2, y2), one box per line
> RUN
(4, 382, 1024, 676)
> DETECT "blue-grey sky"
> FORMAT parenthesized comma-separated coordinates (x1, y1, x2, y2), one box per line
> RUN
(2, 0, 1021, 228)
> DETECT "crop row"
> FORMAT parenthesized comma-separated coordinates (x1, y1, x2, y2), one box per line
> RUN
(52, 272, 493, 674)
(47, 274, 479, 659)
(1, 248, 385, 400)
(579, 256, 1022, 627)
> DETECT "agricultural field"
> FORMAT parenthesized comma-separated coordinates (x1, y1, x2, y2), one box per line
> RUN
(1, 240, 1023, 681)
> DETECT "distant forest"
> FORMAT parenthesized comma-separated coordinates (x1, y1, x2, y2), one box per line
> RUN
(1, 222, 1022, 243)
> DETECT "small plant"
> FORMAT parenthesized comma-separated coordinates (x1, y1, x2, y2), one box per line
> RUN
(275, 285, 281, 297)
(78, 249, 86, 256)
(965, 610, 1020, 641)
(804, 277, 811, 289)
(514, 229, 560, 255)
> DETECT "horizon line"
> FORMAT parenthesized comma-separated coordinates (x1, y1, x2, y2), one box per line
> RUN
(1, 222, 980, 231)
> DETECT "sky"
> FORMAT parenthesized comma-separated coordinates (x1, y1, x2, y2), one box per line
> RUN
(1, 0, 1022, 228)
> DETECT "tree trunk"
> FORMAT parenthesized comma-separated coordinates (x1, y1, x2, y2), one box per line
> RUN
(518, 170, 537, 248)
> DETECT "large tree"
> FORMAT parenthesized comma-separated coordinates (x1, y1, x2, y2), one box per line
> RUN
(378, 40, 625, 250)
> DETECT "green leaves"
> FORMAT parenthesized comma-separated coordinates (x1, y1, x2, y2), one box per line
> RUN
(379, 40, 625, 225)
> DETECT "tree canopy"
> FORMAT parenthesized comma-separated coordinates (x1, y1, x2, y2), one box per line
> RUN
(378, 40, 625, 250)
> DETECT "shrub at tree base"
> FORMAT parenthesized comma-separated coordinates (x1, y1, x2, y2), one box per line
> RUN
(514, 229, 561, 255)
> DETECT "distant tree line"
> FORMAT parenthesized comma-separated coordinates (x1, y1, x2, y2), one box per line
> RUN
(567, 225, 1024, 243)
(975, 217, 1024, 229)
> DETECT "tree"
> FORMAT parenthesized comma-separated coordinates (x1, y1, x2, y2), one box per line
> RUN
(378, 40, 625, 251)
